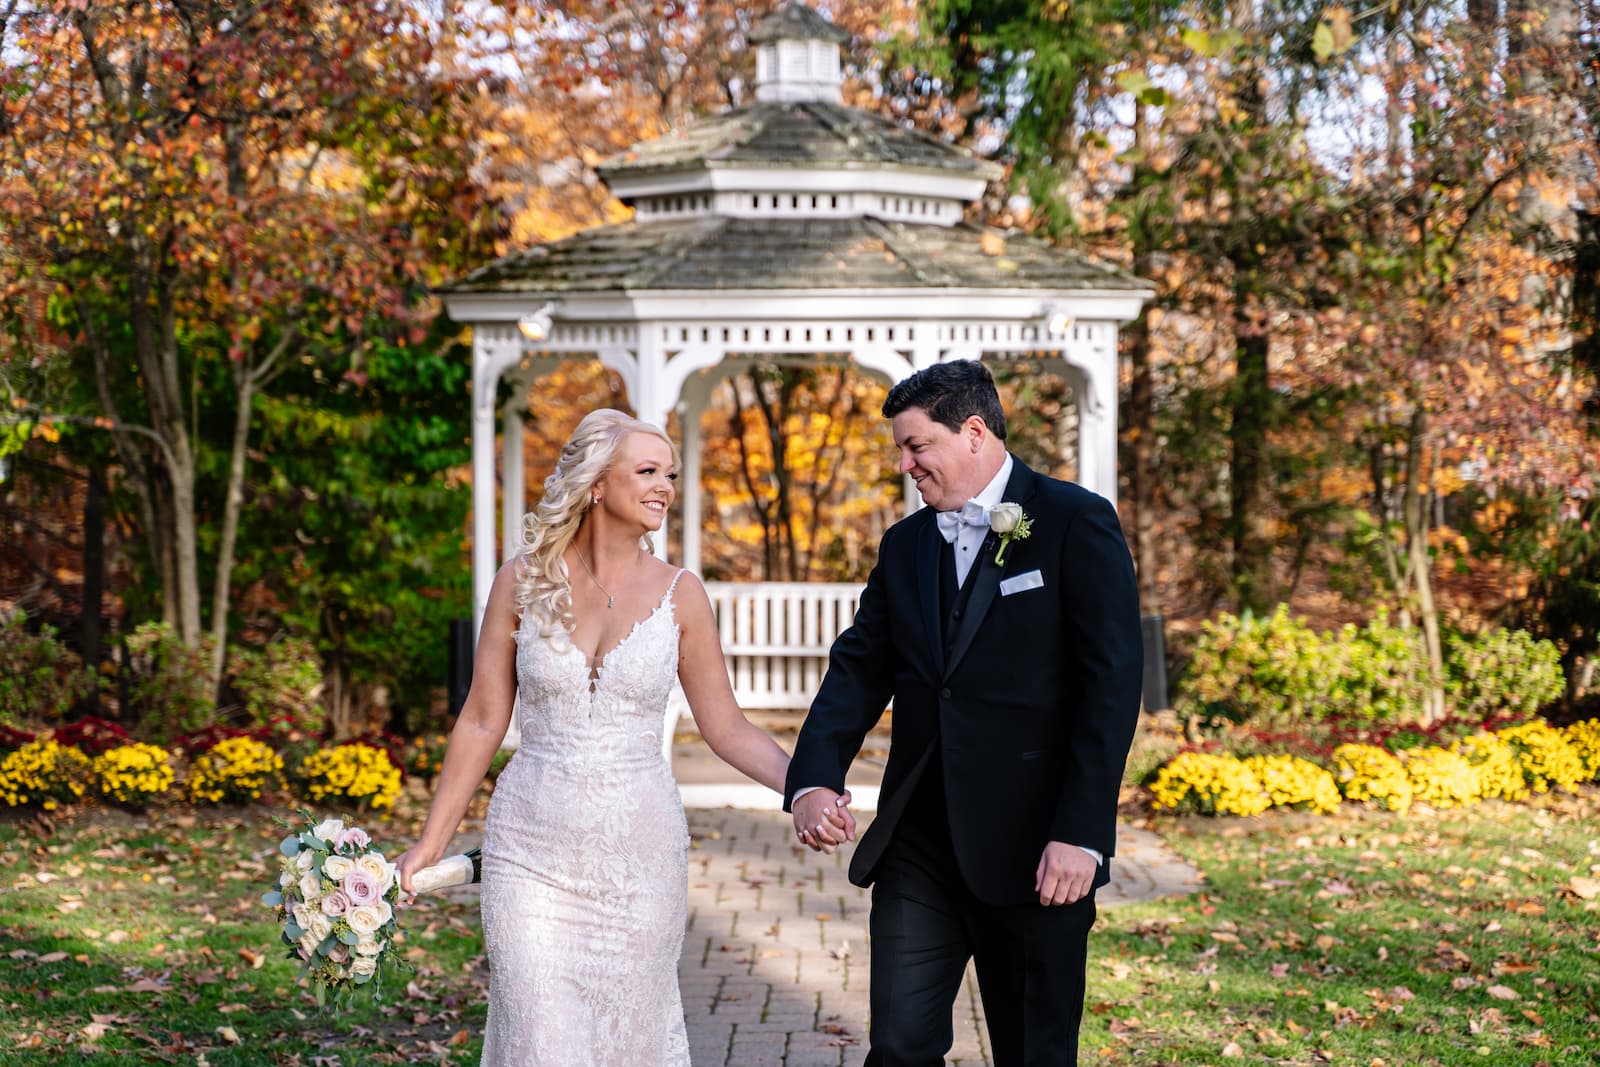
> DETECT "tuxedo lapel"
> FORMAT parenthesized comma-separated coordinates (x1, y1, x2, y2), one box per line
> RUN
(915, 514, 946, 677)
(942, 457, 1040, 679)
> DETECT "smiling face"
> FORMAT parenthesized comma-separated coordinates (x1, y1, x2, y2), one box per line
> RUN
(891, 406, 997, 512)
(596, 431, 677, 530)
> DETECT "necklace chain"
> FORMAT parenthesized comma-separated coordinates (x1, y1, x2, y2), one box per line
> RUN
(575, 548, 636, 609)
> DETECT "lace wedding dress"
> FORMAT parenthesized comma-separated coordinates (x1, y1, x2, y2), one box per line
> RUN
(479, 570, 691, 1066)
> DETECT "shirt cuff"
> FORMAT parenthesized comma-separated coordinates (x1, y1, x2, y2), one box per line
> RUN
(1077, 845, 1103, 865)
(792, 786, 825, 802)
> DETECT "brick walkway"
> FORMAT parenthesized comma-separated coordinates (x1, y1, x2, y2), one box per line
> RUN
(676, 806, 1202, 1067)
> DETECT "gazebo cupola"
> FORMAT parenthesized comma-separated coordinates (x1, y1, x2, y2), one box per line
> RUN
(751, 1, 849, 103)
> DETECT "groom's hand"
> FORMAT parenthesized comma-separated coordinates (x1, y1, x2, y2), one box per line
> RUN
(1036, 841, 1096, 906)
(793, 788, 855, 854)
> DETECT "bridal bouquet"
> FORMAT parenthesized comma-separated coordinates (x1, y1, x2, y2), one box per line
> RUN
(263, 811, 404, 1007)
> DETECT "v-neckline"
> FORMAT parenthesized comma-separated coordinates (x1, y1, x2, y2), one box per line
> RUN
(567, 584, 675, 677)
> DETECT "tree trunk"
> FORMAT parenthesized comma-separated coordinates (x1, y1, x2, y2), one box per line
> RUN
(1229, 316, 1272, 611)
(1400, 406, 1446, 723)
(1125, 105, 1160, 615)
(82, 466, 105, 711)
(209, 361, 256, 686)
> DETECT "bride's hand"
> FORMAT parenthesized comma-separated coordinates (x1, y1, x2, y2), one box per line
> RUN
(393, 844, 443, 903)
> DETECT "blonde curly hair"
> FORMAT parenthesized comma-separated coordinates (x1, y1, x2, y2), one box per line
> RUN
(514, 409, 678, 645)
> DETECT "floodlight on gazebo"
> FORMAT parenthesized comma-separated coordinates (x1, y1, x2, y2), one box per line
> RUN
(517, 303, 556, 343)
(1041, 304, 1073, 337)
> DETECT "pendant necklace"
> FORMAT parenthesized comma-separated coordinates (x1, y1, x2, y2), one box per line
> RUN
(576, 548, 634, 609)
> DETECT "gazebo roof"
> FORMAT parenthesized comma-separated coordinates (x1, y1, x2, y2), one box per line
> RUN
(596, 101, 999, 181)
(439, 217, 1149, 294)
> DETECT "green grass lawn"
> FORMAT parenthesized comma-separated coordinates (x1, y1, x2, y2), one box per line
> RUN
(0, 796, 489, 1065)
(2, 789, 1597, 1065)
(1083, 792, 1600, 1066)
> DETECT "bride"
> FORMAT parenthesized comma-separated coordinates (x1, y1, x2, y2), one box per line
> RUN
(395, 410, 840, 1065)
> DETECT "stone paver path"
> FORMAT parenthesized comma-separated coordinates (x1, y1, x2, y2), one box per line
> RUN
(676, 808, 1203, 1067)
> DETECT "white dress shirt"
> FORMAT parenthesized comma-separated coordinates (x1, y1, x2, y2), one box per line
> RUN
(949, 454, 1013, 588)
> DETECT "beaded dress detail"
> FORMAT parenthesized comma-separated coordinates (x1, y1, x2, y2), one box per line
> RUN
(479, 570, 690, 1066)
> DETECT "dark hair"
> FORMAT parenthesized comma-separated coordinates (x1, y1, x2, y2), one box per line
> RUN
(881, 359, 1007, 442)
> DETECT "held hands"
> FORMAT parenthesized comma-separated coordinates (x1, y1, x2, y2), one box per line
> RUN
(793, 789, 855, 854)
(1035, 840, 1096, 906)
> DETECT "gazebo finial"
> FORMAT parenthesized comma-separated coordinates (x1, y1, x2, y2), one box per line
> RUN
(749, 2, 850, 104)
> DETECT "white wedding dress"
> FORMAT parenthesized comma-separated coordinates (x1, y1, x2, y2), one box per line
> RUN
(479, 571, 691, 1066)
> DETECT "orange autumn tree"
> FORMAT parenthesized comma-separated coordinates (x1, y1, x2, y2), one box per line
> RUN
(1309, 3, 1599, 722)
(0, 2, 491, 678)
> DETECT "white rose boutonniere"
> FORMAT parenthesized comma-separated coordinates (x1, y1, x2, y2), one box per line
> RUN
(988, 503, 1033, 566)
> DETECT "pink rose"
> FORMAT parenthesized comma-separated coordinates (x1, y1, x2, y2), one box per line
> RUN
(334, 827, 371, 853)
(320, 889, 350, 917)
(342, 870, 381, 906)
(328, 943, 350, 964)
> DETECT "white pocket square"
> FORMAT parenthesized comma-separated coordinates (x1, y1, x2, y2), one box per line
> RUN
(999, 569, 1044, 596)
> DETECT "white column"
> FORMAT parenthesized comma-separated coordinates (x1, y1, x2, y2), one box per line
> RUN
(501, 397, 525, 561)
(633, 323, 671, 561)
(677, 372, 716, 576)
(1070, 356, 1119, 504)
(471, 335, 501, 638)
(470, 326, 527, 638)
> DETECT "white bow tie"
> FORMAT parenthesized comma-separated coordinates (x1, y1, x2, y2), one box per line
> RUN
(936, 501, 990, 544)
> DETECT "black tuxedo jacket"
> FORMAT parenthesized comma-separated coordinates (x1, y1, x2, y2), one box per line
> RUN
(784, 457, 1144, 907)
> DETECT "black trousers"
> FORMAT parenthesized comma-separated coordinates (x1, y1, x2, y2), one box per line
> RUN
(865, 762, 1097, 1067)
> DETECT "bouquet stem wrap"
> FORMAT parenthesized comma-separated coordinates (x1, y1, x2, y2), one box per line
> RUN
(410, 847, 482, 893)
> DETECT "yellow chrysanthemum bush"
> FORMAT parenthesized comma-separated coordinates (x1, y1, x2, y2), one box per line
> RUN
(1453, 732, 1528, 802)
(0, 738, 93, 810)
(1497, 720, 1587, 794)
(295, 742, 402, 811)
(1402, 746, 1481, 808)
(1565, 719, 1600, 781)
(92, 742, 176, 806)
(1242, 754, 1343, 813)
(187, 735, 284, 805)
(1149, 752, 1271, 816)
(1330, 743, 1413, 812)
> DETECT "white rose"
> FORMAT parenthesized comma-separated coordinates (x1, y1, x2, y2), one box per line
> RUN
(349, 956, 378, 979)
(296, 849, 315, 871)
(322, 855, 355, 880)
(292, 903, 312, 928)
(279, 870, 294, 889)
(370, 898, 393, 928)
(298, 931, 321, 958)
(298, 871, 323, 903)
(356, 854, 396, 893)
(313, 817, 345, 843)
(988, 502, 1024, 535)
(355, 936, 383, 957)
(306, 912, 333, 943)
(346, 904, 385, 936)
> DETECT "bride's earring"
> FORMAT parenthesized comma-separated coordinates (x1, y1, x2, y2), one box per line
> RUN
(592, 493, 601, 506)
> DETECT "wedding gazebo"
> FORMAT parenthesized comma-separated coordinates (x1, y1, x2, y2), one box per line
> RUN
(439, 2, 1151, 734)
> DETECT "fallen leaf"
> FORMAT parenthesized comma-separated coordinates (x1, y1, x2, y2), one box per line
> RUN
(36, 951, 68, 963)
(1568, 876, 1600, 900)
(216, 1026, 242, 1044)
(1221, 1041, 1244, 1057)
(1485, 985, 1520, 1001)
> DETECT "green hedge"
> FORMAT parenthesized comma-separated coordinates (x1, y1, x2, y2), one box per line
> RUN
(1176, 606, 1563, 731)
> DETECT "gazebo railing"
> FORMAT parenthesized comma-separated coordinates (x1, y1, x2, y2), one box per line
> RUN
(703, 581, 864, 710)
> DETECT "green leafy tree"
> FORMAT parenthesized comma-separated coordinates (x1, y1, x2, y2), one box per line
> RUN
(231, 330, 472, 738)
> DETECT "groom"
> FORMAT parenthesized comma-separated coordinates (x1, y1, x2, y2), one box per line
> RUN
(787, 360, 1143, 1066)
